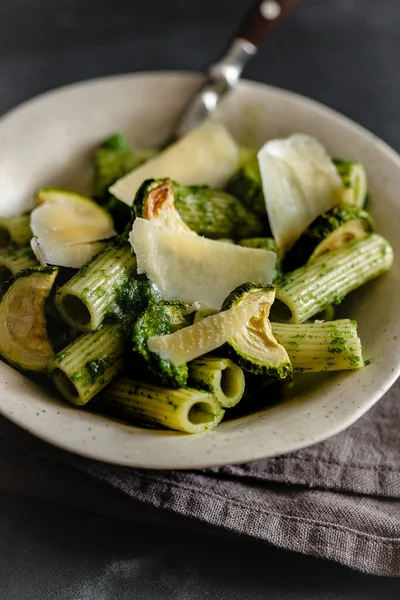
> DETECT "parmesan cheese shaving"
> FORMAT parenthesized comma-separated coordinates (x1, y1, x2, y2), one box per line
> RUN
(31, 237, 106, 269)
(110, 121, 239, 205)
(30, 201, 115, 246)
(30, 190, 114, 269)
(130, 218, 276, 310)
(148, 300, 261, 366)
(258, 134, 343, 250)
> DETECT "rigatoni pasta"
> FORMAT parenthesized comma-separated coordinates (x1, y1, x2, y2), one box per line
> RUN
(0, 127, 394, 435)
(271, 320, 364, 372)
(55, 238, 137, 331)
(189, 356, 245, 408)
(96, 377, 225, 434)
(274, 234, 393, 324)
(48, 325, 127, 405)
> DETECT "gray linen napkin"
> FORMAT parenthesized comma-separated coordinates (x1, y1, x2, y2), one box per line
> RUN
(0, 379, 399, 577)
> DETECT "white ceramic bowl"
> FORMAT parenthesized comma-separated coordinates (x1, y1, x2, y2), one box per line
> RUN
(0, 72, 399, 469)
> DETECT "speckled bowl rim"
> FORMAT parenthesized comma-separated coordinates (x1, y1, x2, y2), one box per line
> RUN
(0, 71, 399, 469)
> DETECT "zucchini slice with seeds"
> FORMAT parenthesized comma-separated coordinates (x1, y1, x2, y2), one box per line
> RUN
(333, 158, 367, 208)
(221, 282, 292, 379)
(0, 267, 58, 372)
(283, 206, 374, 271)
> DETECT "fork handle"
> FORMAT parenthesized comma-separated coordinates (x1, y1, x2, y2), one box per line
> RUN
(172, 0, 299, 139)
(239, 0, 299, 48)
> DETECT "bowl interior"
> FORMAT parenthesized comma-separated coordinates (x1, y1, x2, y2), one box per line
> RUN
(0, 72, 399, 469)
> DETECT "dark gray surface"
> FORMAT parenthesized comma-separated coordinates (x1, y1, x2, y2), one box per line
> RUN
(0, 0, 400, 597)
(1, 0, 400, 151)
(1, 493, 400, 600)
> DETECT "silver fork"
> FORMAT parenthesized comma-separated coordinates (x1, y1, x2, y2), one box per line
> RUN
(170, 0, 299, 141)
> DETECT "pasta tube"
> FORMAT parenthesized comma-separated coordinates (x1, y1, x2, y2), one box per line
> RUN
(98, 377, 224, 433)
(272, 319, 364, 372)
(189, 356, 245, 408)
(274, 234, 393, 323)
(55, 239, 137, 331)
(48, 325, 126, 405)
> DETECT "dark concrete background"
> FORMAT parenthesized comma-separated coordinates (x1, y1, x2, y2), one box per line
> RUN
(0, 1, 400, 598)
(1, 0, 400, 151)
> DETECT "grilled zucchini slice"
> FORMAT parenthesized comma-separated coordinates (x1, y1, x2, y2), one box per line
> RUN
(283, 206, 374, 271)
(0, 267, 58, 372)
(222, 282, 292, 379)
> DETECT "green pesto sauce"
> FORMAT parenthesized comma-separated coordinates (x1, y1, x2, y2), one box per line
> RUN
(54, 352, 66, 363)
(70, 372, 82, 382)
(326, 326, 361, 365)
(173, 184, 264, 240)
(85, 356, 110, 384)
(94, 145, 148, 200)
(131, 301, 190, 388)
(327, 346, 343, 354)
(105, 276, 159, 327)
(167, 399, 179, 410)
(225, 155, 268, 220)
